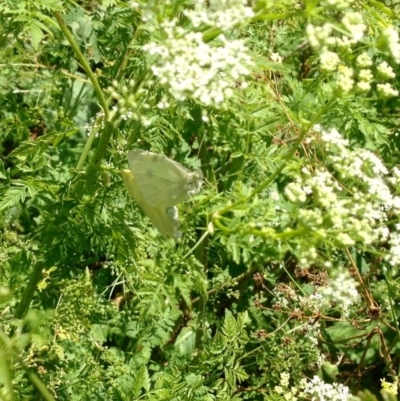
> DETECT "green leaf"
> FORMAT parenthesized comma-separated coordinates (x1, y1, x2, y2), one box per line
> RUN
(222, 310, 237, 342)
(26, 20, 45, 49)
(0, 159, 6, 179)
(133, 366, 150, 397)
(0, 183, 35, 211)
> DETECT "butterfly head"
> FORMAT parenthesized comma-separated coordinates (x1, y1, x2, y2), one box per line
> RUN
(186, 170, 203, 195)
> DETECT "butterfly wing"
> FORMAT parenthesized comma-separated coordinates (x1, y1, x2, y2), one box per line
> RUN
(121, 169, 181, 238)
(127, 149, 193, 208)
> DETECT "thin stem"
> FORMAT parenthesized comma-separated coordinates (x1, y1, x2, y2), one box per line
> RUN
(216, 97, 337, 218)
(191, 263, 259, 306)
(52, 12, 109, 121)
(88, 120, 115, 171)
(76, 117, 102, 170)
(183, 230, 209, 259)
(53, 11, 111, 172)
(23, 366, 56, 401)
(0, 330, 55, 401)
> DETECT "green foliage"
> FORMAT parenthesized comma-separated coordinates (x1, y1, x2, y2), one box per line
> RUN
(1, 0, 400, 400)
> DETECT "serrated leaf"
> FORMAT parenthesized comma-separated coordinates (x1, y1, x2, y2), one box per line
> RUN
(227, 236, 241, 264)
(0, 184, 35, 211)
(222, 310, 237, 341)
(224, 368, 235, 388)
(9, 131, 74, 159)
(26, 20, 45, 49)
(0, 159, 6, 179)
(133, 366, 150, 397)
(231, 364, 249, 382)
(236, 311, 250, 331)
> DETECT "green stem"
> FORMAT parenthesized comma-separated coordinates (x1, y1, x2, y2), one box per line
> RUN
(52, 12, 109, 121)
(14, 262, 43, 319)
(216, 97, 337, 217)
(0, 330, 55, 401)
(23, 365, 56, 401)
(183, 230, 209, 259)
(191, 263, 259, 306)
(53, 11, 111, 172)
(88, 120, 114, 171)
(76, 117, 102, 170)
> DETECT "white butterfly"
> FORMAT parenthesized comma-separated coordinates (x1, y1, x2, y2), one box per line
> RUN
(127, 149, 203, 209)
(121, 169, 182, 239)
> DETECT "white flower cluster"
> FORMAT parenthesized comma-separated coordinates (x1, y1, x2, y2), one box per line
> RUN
(377, 82, 399, 98)
(307, 12, 366, 51)
(183, 0, 254, 31)
(307, 12, 398, 96)
(304, 320, 322, 345)
(381, 27, 400, 63)
(341, 12, 366, 42)
(300, 376, 350, 401)
(299, 293, 325, 313)
(319, 50, 340, 72)
(377, 61, 396, 79)
(318, 268, 359, 317)
(285, 126, 400, 267)
(385, 227, 400, 268)
(323, 0, 354, 8)
(274, 372, 299, 401)
(273, 283, 297, 308)
(306, 23, 336, 49)
(143, 23, 252, 106)
(356, 52, 373, 68)
(337, 66, 354, 92)
(357, 68, 373, 91)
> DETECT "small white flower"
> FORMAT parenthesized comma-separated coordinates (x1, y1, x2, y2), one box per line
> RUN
(270, 52, 283, 63)
(320, 50, 340, 71)
(337, 66, 354, 92)
(201, 111, 210, 122)
(385, 232, 400, 266)
(280, 372, 291, 388)
(358, 69, 373, 82)
(184, 0, 254, 31)
(381, 27, 400, 63)
(377, 83, 399, 98)
(325, 0, 354, 8)
(341, 12, 366, 42)
(377, 61, 396, 79)
(357, 52, 373, 67)
(306, 23, 333, 49)
(336, 35, 356, 48)
(143, 28, 252, 106)
(285, 182, 307, 203)
(302, 376, 350, 401)
(357, 81, 371, 91)
(157, 100, 170, 109)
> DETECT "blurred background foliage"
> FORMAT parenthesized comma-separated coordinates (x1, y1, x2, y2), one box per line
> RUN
(1, 0, 400, 400)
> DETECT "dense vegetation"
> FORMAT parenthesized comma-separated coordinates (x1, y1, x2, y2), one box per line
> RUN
(1, 0, 400, 400)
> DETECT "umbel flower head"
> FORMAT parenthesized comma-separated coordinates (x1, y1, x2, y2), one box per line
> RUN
(143, 24, 252, 106)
